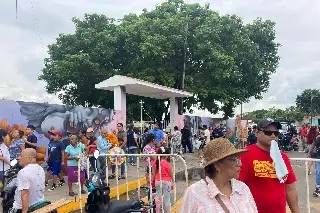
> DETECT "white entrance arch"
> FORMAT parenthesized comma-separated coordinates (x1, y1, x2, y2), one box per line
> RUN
(95, 75, 193, 130)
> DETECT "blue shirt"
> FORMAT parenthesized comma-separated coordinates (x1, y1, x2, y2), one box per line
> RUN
(65, 143, 85, 166)
(26, 134, 37, 149)
(48, 140, 65, 163)
(149, 129, 164, 143)
(97, 136, 112, 154)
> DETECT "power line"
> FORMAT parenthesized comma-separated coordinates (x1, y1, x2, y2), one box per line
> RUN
(30, 0, 46, 58)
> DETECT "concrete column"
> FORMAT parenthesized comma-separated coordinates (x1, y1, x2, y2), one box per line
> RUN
(114, 86, 126, 127)
(170, 97, 178, 133)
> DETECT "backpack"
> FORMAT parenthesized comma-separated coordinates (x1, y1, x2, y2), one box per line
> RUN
(127, 130, 136, 147)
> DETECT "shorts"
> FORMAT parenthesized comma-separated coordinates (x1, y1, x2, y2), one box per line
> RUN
(47, 162, 62, 176)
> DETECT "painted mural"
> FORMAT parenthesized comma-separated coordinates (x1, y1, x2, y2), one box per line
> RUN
(175, 114, 222, 137)
(0, 100, 123, 147)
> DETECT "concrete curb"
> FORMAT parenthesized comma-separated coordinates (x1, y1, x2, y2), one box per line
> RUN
(57, 177, 147, 213)
(171, 197, 183, 213)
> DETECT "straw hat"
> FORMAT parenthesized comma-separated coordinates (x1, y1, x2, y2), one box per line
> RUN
(203, 138, 248, 167)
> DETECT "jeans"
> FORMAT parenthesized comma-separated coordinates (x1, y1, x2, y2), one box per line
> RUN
(89, 156, 97, 172)
(155, 180, 172, 213)
(128, 147, 138, 164)
(98, 156, 107, 180)
(111, 163, 126, 176)
(315, 162, 320, 186)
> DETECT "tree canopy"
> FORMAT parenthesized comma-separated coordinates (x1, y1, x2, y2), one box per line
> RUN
(244, 106, 304, 123)
(296, 89, 320, 115)
(39, 0, 280, 121)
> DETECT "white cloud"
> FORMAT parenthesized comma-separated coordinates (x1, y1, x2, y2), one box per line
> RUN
(0, 0, 319, 115)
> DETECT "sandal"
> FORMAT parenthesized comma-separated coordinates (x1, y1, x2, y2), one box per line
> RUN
(69, 191, 76, 196)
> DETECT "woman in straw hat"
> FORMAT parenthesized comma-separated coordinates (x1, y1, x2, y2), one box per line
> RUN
(180, 138, 258, 213)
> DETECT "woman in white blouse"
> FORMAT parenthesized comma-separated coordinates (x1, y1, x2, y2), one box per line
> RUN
(180, 138, 258, 213)
(0, 129, 11, 185)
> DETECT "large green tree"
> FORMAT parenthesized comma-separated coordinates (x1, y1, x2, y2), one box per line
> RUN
(296, 89, 320, 115)
(39, 0, 280, 121)
(244, 106, 304, 123)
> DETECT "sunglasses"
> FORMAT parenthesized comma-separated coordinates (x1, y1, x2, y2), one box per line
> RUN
(262, 130, 279, 137)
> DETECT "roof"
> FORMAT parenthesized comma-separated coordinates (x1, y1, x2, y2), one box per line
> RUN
(185, 109, 224, 119)
(95, 75, 193, 99)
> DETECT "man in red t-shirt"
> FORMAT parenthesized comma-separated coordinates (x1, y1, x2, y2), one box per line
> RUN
(239, 119, 299, 213)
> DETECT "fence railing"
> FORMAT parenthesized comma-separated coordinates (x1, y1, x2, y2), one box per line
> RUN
(77, 153, 189, 213)
(289, 157, 320, 213)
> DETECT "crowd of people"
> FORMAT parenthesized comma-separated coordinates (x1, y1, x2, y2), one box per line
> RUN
(0, 121, 178, 212)
(3, 119, 320, 213)
(181, 119, 300, 213)
(300, 123, 320, 197)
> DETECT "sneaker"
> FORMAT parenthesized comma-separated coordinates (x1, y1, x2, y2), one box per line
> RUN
(58, 180, 65, 186)
(45, 181, 49, 186)
(313, 188, 320, 197)
(48, 184, 56, 191)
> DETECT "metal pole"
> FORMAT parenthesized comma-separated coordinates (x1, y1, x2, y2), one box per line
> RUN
(140, 100, 143, 139)
(240, 103, 243, 120)
(311, 95, 314, 125)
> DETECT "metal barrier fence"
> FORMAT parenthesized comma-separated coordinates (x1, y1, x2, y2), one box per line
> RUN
(77, 153, 189, 213)
(289, 157, 320, 213)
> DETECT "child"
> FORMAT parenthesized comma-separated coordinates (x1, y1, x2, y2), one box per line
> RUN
(152, 146, 173, 213)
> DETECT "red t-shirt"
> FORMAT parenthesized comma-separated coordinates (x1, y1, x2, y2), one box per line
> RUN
(301, 127, 307, 137)
(152, 160, 172, 182)
(238, 145, 296, 213)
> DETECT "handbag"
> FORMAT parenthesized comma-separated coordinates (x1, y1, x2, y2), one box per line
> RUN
(203, 178, 230, 213)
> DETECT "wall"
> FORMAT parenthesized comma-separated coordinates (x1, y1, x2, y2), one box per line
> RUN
(175, 114, 222, 136)
(0, 100, 124, 147)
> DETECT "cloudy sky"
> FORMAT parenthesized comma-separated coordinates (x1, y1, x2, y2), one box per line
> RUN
(1, 0, 319, 114)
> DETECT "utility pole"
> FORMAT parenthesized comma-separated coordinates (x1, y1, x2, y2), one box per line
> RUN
(178, 20, 188, 115)
(140, 100, 144, 138)
(240, 103, 243, 120)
